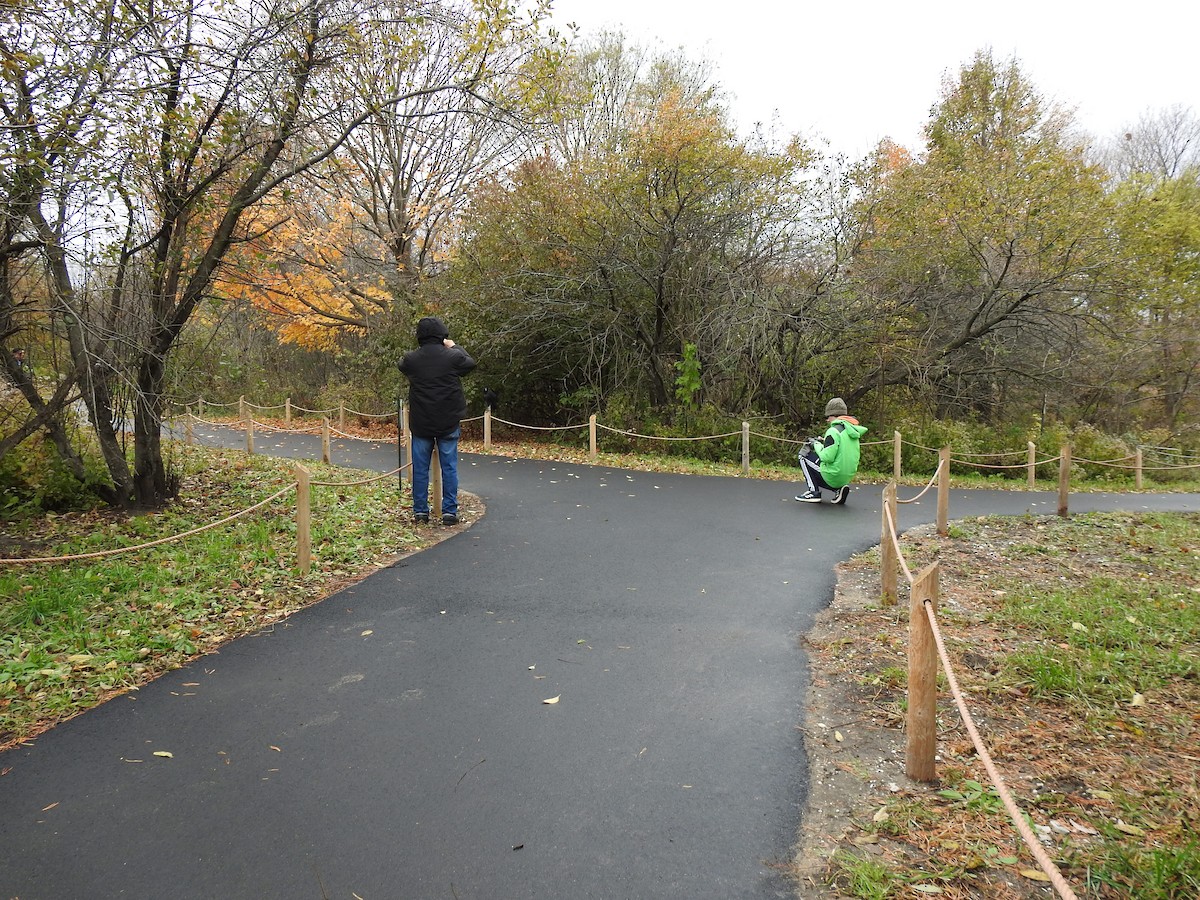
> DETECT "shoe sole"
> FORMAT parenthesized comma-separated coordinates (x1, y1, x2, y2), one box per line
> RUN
(794, 495, 822, 503)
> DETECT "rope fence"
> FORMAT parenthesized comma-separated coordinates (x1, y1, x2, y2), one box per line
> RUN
(181, 396, 1200, 490)
(881, 478, 1080, 899)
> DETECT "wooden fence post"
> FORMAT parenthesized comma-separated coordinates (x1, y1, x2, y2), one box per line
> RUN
(741, 421, 750, 475)
(239, 395, 245, 421)
(906, 562, 940, 783)
(285, 398, 291, 428)
(431, 444, 442, 518)
(1058, 445, 1071, 518)
(198, 398, 205, 420)
(322, 418, 331, 465)
(881, 481, 899, 607)
(1135, 447, 1143, 490)
(937, 447, 950, 536)
(589, 413, 597, 460)
(338, 401, 345, 431)
(244, 406, 254, 454)
(396, 398, 407, 488)
(185, 410, 194, 445)
(296, 464, 311, 575)
(1027, 441, 1036, 491)
(484, 406, 492, 450)
(893, 430, 903, 481)
(403, 406, 411, 481)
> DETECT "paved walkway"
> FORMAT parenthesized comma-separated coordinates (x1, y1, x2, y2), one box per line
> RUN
(3, 428, 1198, 899)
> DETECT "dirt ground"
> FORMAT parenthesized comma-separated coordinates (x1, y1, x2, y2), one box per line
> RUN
(789, 512, 1199, 898)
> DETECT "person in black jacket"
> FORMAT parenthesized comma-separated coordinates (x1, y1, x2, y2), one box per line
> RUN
(398, 317, 476, 525)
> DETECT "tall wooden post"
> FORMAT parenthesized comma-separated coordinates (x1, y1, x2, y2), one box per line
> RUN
(589, 413, 597, 460)
(198, 398, 205, 420)
(285, 398, 292, 428)
(400, 398, 410, 489)
(484, 406, 492, 450)
(1135, 447, 1143, 490)
(322, 418, 331, 465)
(937, 447, 950, 536)
(1027, 441, 1037, 491)
(338, 401, 345, 431)
(244, 406, 254, 454)
(741, 422, 750, 475)
(295, 464, 311, 575)
(239, 395, 245, 421)
(893, 430, 903, 480)
(881, 481, 899, 607)
(1058, 445, 1072, 518)
(906, 562, 940, 782)
(431, 444, 443, 518)
(185, 412, 194, 446)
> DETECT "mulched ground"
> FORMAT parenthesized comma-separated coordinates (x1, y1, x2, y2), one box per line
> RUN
(794, 514, 1200, 898)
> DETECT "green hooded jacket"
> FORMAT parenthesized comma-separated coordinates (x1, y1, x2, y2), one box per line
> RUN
(814, 416, 868, 488)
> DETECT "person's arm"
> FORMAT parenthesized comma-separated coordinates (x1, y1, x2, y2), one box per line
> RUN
(814, 425, 840, 462)
(444, 339, 476, 374)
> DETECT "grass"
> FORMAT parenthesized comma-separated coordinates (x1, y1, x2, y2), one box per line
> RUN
(819, 511, 1200, 898)
(0, 444, 432, 748)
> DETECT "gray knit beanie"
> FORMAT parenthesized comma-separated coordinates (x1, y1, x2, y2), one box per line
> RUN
(824, 397, 848, 417)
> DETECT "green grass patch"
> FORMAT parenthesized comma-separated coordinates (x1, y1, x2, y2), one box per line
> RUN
(0, 444, 426, 747)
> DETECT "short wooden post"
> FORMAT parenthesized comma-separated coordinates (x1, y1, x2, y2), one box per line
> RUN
(403, 406, 411, 477)
(239, 395, 245, 420)
(906, 562, 940, 782)
(431, 444, 443, 518)
(893, 430, 902, 480)
(295, 464, 311, 575)
(1058, 445, 1071, 518)
(322, 418, 331, 465)
(589, 413, 597, 460)
(484, 406, 492, 450)
(244, 406, 254, 454)
(338, 401, 345, 431)
(881, 481, 899, 607)
(741, 421, 750, 475)
(285, 398, 292, 428)
(185, 411, 194, 445)
(1027, 441, 1036, 491)
(1135, 447, 1143, 490)
(198, 398, 205, 420)
(397, 397, 407, 488)
(937, 447, 950, 536)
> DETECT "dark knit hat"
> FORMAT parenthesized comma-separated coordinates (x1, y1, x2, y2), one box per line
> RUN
(416, 316, 449, 344)
(824, 397, 848, 417)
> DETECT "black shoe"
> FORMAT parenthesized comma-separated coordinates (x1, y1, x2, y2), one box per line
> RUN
(414, 513, 429, 524)
(832, 486, 850, 505)
(795, 490, 822, 503)
(442, 513, 459, 526)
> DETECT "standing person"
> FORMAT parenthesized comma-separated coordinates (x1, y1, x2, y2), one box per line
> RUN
(398, 317, 476, 525)
(795, 397, 867, 505)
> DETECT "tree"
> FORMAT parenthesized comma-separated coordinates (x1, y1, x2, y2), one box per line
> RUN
(3, 0, 558, 506)
(450, 36, 816, 420)
(843, 51, 1117, 424)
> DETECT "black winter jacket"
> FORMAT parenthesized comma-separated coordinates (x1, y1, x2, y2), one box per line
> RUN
(398, 341, 477, 437)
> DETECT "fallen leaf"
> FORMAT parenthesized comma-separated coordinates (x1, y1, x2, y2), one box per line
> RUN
(873, 807, 889, 823)
(361, 630, 373, 636)
(1114, 821, 1145, 836)
(42, 802, 59, 812)
(835, 731, 844, 742)
(1130, 693, 1146, 706)
(543, 695, 560, 705)
(153, 751, 173, 758)
(270, 745, 282, 752)
(911, 887, 943, 895)
(528, 665, 535, 671)
(1019, 869, 1051, 882)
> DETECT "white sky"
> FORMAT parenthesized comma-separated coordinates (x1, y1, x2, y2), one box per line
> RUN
(546, 0, 1199, 158)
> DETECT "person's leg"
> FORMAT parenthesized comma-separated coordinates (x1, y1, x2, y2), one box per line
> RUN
(436, 427, 461, 519)
(410, 433, 434, 519)
(796, 450, 831, 501)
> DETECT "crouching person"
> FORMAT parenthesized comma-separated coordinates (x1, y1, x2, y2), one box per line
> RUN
(795, 397, 867, 505)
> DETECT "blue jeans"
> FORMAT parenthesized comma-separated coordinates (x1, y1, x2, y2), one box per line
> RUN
(411, 427, 460, 517)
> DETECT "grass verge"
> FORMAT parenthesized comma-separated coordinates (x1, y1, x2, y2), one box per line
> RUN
(0, 444, 464, 750)
(807, 511, 1200, 899)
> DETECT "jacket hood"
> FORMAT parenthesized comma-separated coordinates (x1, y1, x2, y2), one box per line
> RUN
(416, 316, 449, 344)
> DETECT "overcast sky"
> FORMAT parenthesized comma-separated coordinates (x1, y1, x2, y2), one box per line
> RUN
(546, 0, 1199, 158)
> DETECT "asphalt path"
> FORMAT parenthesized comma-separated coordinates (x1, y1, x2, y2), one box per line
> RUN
(3, 427, 1198, 899)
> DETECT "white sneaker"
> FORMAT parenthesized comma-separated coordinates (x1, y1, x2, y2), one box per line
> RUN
(795, 490, 822, 503)
(832, 486, 850, 505)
